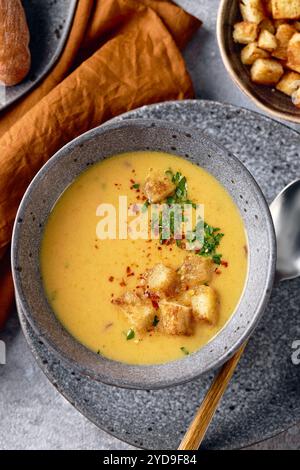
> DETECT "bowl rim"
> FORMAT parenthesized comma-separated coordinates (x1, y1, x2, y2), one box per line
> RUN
(11, 118, 277, 389)
(217, 0, 300, 124)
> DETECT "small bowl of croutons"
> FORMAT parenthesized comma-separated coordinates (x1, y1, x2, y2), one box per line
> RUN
(217, 0, 300, 123)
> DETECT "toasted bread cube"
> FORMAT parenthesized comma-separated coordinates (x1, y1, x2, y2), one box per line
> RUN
(147, 263, 178, 295)
(276, 71, 300, 95)
(262, 0, 273, 16)
(159, 300, 193, 336)
(241, 42, 269, 65)
(272, 0, 300, 20)
(240, 0, 266, 24)
(144, 170, 175, 203)
(191, 286, 218, 325)
(251, 58, 284, 84)
(179, 255, 213, 288)
(114, 292, 156, 333)
(233, 21, 259, 44)
(287, 32, 300, 73)
(175, 289, 195, 307)
(258, 29, 278, 50)
(260, 18, 275, 34)
(272, 24, 296, 60)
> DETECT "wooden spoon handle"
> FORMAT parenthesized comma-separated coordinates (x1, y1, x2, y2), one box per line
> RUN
(178, 342, 247, 450)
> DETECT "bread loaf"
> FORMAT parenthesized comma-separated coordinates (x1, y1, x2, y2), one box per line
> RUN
(0, 0, 31, 86)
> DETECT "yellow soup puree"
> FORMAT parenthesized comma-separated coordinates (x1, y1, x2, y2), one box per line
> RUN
(40, 151, 247, 365)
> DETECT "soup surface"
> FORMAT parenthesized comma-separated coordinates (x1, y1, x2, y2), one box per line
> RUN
(40, 151, 248, 365)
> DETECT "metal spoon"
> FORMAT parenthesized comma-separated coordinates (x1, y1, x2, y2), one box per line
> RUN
(178, 179, 300, 450)
(270, 179, 300, 282)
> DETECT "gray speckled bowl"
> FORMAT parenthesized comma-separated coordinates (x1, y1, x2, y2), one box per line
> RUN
(11, 119, 276, 389)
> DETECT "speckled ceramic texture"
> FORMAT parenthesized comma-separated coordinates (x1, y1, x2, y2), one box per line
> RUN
(17, 101, 300, 450)
(217, 0, 300, 123)
(0, 0, 77, 111)
(12, 116, 275, 389)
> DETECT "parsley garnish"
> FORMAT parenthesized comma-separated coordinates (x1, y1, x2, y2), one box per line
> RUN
(163, 170, 224, 264)
(153, 315, 159, 327)
(126, 329, 135, 340)
(180, 347, 190, 356)
(141, 200, 150, 213)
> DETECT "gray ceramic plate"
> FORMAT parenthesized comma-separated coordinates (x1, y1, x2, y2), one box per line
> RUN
(18, 100, 300, 449)
(12, 116, 275, 389)
(0, 0, 77, 111)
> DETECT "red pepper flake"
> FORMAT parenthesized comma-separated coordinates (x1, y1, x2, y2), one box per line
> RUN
(120, 279, 127, 287)
(151, 300, 159, 310)
(221, 261, 228, 268)
(126, 266, 131, 274)
(109, 276, 114, 282)
(130, 179, 135, 184)
(127, 272, 135, 277)
(215, 269, 222, 275)
(158, 246, 162, 251)
(94, 245, 99, 249)
(169, 248, 173, 251)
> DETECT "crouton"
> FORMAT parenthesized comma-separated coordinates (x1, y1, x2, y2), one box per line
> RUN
(159, 300, 193, 335)
(258, 29, 278, 50)
(287, 32, 300, 73)
(191, 286, 218, 326)
(250, 58, 284, 84)
(260, 18, 275, 34)
(113, 291, 156, 333)
(240, 0, 266, 24)
(276, 71, 300, 95)
(262, 0, 273, 16)
(233, 21, 259, 44)
(146, 263, 178, 296)
(272, 24, 296, 60)
(272, 0, 300, 20)
(179, 255, 213, 288)
(144, 169, 175, 203)
(241, 42, 269, 65)
(176, 289, 195, 307)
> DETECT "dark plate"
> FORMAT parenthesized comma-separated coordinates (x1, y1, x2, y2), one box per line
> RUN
(0, 0, 77, 111)
(20, 100, 300, 449)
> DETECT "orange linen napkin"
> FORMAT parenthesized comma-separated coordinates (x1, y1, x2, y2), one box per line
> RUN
(0, 0, 201, 328)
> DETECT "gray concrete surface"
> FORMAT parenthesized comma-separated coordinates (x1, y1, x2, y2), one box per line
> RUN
(0, 0, 299, 450)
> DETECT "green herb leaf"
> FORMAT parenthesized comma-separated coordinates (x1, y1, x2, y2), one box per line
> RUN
(133, 183, 140, 189)
(126, 329, 135, 340)
(141, 200, 150, 213)
(180, 346, 190, 356)
(153, 315, 159, 327)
